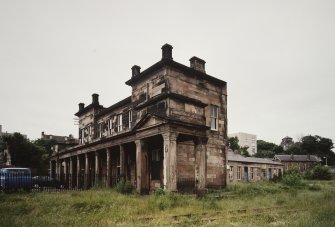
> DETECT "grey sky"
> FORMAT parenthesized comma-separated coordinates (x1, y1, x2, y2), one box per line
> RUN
(0, 0, 334, 145)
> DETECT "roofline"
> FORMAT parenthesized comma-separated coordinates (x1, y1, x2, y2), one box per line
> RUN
(75, 103, 103, 117)
(96, 96, 132, 118)
(125, 58, 226, 87)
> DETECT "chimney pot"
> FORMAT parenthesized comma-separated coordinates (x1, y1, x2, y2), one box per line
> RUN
(190, 56, 206, 73)
(161, 43, 173, 60)
(131, 65, 141, 77)
(92, 93, 99, 105)
(79, 103, 85, 111)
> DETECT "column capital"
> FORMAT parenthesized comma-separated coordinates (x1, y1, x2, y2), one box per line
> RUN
(135, 139, 145, 147)
(162, 132, 178, 142)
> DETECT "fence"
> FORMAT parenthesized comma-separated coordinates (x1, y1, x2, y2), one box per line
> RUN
(0, 172, 123, 192)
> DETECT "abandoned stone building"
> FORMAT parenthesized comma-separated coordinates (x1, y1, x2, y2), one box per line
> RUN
(227, 151, 283, 184)
(50, 44, 228, 193)
(273, 154, 321, 172)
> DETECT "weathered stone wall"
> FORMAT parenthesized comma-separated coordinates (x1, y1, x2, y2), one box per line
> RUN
(166, 67, 227, 188)
(227, 161, 284, 184)
(176, 141, 195, 180)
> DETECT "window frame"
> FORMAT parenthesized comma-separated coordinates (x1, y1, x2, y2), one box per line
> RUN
(237, 166, 241, 180)
(117, 114, 123, 132)
(210, 105, 218, 130)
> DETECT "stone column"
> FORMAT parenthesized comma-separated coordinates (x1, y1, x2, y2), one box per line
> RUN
(69, 157, 73, 188)
(84, 153, 89, 189)
(120, 145, 125, 180)
(163, 132, 178, 191)
(49, 161, 52, 177)
(106, 148, 111, 187)
(77, 155, 80, 189)
(195, 137, 208, 191)
(95, 151, 100, 185)
(64, 159, 68, 187)
(55, 160, 60, 180)
(135, 139, 144, 193)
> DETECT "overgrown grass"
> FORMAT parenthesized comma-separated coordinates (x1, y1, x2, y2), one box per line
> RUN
(0, 180, 334, 226)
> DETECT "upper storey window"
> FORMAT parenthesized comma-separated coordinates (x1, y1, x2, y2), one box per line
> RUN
(117, 114, 123, 132)
(210, 105, 218, 130)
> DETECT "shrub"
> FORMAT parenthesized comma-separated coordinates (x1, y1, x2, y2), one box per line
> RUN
(115, 180, 134, 194)
(152, 188, 165, 196)
(282, 168, 303, 187)
(270, 171, 283, 183)
(306, 165, 332, 180)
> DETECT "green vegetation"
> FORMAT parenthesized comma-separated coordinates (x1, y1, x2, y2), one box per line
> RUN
(0, 133, 53, 173)
(228, 136, 250, 157)
(305, 165, 332, 180)
(254, 135, 335, 164)
(115, 180, 134, 194)
(1, 180, 334, 226)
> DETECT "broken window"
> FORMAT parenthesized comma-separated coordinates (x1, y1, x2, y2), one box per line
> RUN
(129, 110, 132, 127)
(108, 118, 113, 135)
(117, 114, 122, 132)
(210, 105, 218, 130)
(122, 111, 130, 129)
(229, 166, 234, 180)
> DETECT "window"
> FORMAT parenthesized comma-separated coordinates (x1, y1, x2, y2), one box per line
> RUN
(229, 166, 234, 180)
(117, 114, 122, 132)
(237, 166, 241, 180)
(129, 111, 132, 128)
(251, 167, 254, 180)
(108, 118, 113, 135)
(210, 105, 218, 130)
(257, 168, 260, 177)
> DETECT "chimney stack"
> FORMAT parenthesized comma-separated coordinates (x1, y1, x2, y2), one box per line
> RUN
(190, 56, 206, 73)
(78, 103, 85, 111)
(92, 93, 99, 105)
(161, 44, 173, 60)
(131, 65, 141, 77)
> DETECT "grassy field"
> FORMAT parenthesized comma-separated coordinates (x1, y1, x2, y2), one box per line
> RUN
(1, 180, 335, 226)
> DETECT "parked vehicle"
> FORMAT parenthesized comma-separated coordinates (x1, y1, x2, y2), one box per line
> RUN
(0, 168, 32, 192)
(32, 176, 65, 189)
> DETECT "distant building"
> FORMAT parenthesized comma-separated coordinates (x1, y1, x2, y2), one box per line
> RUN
(228, 132, 257, 155)
(280, 136, 294, 151)
(273, 154, 321, 171)
(227, 150, 283, 183)
(41, 132, 79, 156)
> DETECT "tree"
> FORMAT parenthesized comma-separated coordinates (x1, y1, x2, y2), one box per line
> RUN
(228, 136, 240, 152)
(254, 140, 283, 158)
(2, 133, 49, 173)
(257, 140, 277, 151)
(240, 146, 250, 157)
(254, 150, 275, 158)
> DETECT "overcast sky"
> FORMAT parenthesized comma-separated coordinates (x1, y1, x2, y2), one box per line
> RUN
(0, 0, 334, 145)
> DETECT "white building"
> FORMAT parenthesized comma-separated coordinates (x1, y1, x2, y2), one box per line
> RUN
(228, 132, 257, 155)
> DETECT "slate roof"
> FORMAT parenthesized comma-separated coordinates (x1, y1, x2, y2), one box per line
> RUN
(274, 155, 321, 162)
(228, 151, 283, 165)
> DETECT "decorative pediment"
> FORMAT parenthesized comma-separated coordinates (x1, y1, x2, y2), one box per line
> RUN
(132, 114, 168, 131)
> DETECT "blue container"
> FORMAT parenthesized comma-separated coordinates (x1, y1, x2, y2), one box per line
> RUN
(0, 168, 32, 192)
